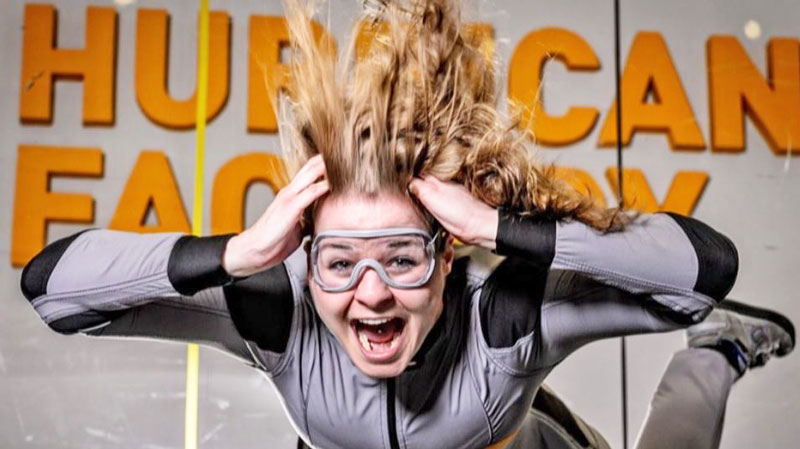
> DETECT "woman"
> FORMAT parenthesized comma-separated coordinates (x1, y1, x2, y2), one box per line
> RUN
(20, 1, 792, 448)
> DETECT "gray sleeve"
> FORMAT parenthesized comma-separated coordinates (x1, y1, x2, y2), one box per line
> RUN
(496, 212, 739, 323)
(86, 288, 253, 362)
(21, 229, 252, 361)
(536, 269, 686, 367)
(551, 214, 733, 321)
(27, 230, 186, 328)
(478, 212, 739, 371)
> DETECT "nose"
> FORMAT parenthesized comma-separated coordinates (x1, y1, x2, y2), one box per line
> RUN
(353, 268, 394, 309)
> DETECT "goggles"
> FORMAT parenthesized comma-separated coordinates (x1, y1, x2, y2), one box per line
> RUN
(310, 227, 442, 292)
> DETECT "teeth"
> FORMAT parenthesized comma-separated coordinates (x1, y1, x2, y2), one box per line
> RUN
(358, 318, 391, 325)
(356, 329, 402, 353)
(358, 331, 372, 351)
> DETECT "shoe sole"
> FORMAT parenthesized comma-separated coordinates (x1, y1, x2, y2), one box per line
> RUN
(718, 299, 795, 352)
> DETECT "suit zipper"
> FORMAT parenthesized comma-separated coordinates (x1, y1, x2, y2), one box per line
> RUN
(387, 378, 400, 449)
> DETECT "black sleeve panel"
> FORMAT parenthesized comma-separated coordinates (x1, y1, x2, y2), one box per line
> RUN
(494, 211, 556, 270)
(547, 269, 698, 327)
(532, 387, 592, 448)
(168, 234, 237, 296)
(224, 264, 294, 353)
(479, 257, 548, 349)
(665, 213, 739, 301)
(20, 230, 91, 301)
(48, 310, 125, 335)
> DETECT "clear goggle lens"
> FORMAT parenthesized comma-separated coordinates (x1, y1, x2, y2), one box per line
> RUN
(311, 228, 438, 292)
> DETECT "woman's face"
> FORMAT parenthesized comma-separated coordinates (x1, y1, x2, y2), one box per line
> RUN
(309, 191, 454, 378)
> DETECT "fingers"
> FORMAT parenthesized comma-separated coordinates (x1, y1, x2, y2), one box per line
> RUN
(284, 154, 326, 196)
(408, 175, 438, 204)
(408, 176, 451, 228)
(408, 176, 499, 249)
(408, 178, 421, 198)
(294, 179, 330, 211)
(274, 179, 329, 230)
(257, 156, 328, 228)
(230, 156, 328, 277)
(289, 157, 329, 211)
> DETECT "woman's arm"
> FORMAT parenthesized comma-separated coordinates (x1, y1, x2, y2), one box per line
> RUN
(496, 211, 738, 319)
(21, 155, 328, 360)
(21, 230, 256, 359)
(410, 175, 738, 318)
(411, 176, 738, 369)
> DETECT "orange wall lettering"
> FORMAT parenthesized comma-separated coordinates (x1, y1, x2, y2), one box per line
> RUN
(509, 28, 600, 146)
(211, 153, 289, 234)
(659, 171, 709, 215)
(19, 5, 116, 125)
(708, 36, 800, 154)
(248, 17, 334, 132)
(135, 9, 230, 129)
(599, 32, 705, 150)
(354, 20, 388, 62)
(109, 151, 191, 233)
(605, 167, 708, 215)
(11, 145, 103, 267)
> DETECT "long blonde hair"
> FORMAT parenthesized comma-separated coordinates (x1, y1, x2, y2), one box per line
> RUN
(280, 0, 627, 231)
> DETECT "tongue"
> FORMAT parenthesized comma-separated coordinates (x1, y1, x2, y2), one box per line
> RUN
(358, 319, 402, 344)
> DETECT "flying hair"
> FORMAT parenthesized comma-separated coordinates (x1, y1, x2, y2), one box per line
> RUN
(279, 0, 628, 232)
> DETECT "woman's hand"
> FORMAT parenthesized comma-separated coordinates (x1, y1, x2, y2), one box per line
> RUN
(409, 176, 498, 250)
(223, 155, 329, 277)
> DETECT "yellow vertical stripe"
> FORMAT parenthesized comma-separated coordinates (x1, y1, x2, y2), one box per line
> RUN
(193, 2, 210, 235)
(186, 1, 210, 448)
(184, 344, 200, 449)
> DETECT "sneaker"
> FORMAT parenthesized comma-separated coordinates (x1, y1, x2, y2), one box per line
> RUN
(686, 299, 795, 375)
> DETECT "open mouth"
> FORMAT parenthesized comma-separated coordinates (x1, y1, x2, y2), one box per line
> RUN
(351, 317, 406, 361)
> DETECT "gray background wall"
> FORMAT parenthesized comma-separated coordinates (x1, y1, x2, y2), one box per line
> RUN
(1, 0, 798, 448)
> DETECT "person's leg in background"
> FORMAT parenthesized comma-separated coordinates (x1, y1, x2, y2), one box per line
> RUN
(512, 299, 794, 449)
(634, 300, 794, 449)
(633, 347, 736, 449)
